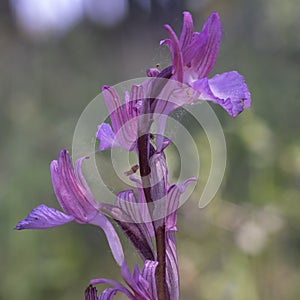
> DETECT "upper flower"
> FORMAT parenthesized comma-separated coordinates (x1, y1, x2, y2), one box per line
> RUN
(97, 12, 251, 155)
(159, 11, 251, 117)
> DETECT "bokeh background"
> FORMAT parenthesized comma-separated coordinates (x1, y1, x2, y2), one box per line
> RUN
(1, 0, 300, 299)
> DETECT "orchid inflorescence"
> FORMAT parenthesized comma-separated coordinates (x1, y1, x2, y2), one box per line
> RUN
(16, 12, 250, 300)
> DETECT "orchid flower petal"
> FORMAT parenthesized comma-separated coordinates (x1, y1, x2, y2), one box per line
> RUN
(161, 25, 184, 82)
(166, 231, 179, 300)
(141, 260, 159, 300)
(179, 12, 194, 51)
(98, 85, 143, 151)
(115, 190, 142, 222)
(149, 152, 168, 224)
(121, 262, 151, 300)
(85, 285, 99, 300)
(15, 204, 74, 230)
(133, 264, 152, 297)
(192, 12, 222, 78)
(90, 278, 134, 299)
(98, 288, 118, 300)
(192, 71, 251, 117)
(182, 30, 208, 68)
(166, 178, 197, 231)
(150, 152, 168, 202)
(91, 260, 157, 300)
(96, 123, 116, 151)
(102, 86, 124, 133)
(51, 149, 98, 223)
(74, 156, 96, 202)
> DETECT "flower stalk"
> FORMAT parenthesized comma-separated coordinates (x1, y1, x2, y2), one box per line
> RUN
(15, 11, 251, 300)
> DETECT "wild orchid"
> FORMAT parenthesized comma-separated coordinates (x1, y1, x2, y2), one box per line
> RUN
(16, 12, 251, 300)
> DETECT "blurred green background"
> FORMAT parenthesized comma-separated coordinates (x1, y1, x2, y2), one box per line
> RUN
(1, 0, 300, 299)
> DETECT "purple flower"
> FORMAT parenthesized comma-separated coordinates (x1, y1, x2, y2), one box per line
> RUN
(90, 260, 158, 300)
(96, 85, 144, 151)
(160, 12, 251, 117)
(96, 82, 174, 153)
(16, 11, 251, 300)
(15, 149, 124, 266)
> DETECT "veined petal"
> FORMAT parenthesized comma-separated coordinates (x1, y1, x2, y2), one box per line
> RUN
(150, 152, 168, 202)
(115, 190, 141, 222)
(141, 260, 158, 300)
(96, 123, 116, 150)
(74, 156, 95, 202)
(192, 12, 222, 78)
(179, 12, 194, 51)
(149, 152, 168, 224)
(90, 278, 134, 299)
(121, 262, 151, 300)
(192, 71, 251, 118)
(166, 178, 197, 231)
(51, 149, 97, 223)
(115, 191, 155, 261)
(98, 288, 118, 300)
(115, 85, 142, 149)
(98, 86, 142, 151)
(161, 25, 184, 82)
(85, 285, 99, 300)
(102, 86, 124, 133)
(209, 71, 251, 110)
(178, 12, 210, 68)
(166, 231, 179, 300)
(130, 84, 144, 105)
(15, 204, 74, 230)
(182, 30, 208, 67)
(91, 261, 155, 300)
(133, 264, 152, 297)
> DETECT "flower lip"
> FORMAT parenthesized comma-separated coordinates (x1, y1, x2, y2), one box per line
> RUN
(14, 204, 75, 230)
